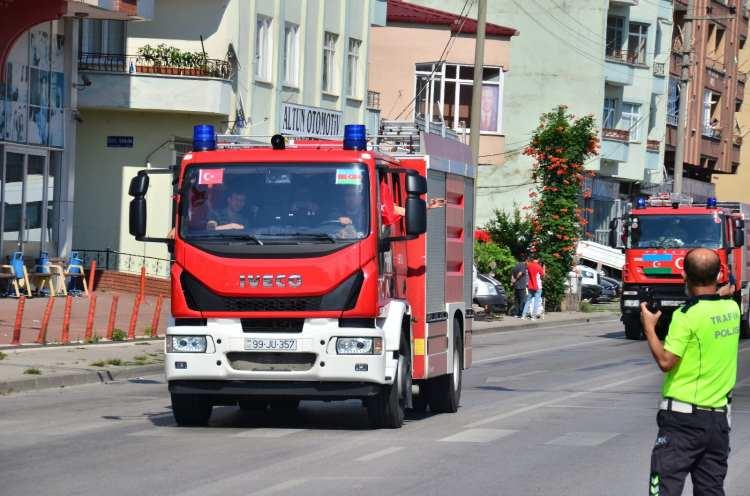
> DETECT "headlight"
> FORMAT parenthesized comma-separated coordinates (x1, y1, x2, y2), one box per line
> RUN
(336, 337, 382, 355)
(623, 299, 640, 307)
(168, 335, 207, 353)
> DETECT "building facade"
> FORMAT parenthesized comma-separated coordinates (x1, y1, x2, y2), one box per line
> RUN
(369, 0, 516, 164)
(410, 0, 673, 237)
(73, 0, 382, 272)
(0, 0, 152, 261)
(667, 0, 748, 197)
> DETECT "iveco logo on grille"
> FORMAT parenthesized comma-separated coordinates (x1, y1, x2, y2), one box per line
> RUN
(239, 275, 303, 288)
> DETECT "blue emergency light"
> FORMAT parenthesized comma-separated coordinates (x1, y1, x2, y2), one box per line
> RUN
(193, 124, 216, 151)
(343, 124, 367, 151)
(707, 196, 718, 208)
(636, 197, 646, 209)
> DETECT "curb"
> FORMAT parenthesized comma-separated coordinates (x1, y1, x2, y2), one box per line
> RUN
(0, 337, 164, 352)
(0, 363, 164, 395)
(472, 312, 619, 335)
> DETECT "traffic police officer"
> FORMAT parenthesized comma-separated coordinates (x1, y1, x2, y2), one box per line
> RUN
(641, 248, 739, 496)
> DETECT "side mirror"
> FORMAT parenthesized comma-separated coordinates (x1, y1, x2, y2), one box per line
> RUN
(406, 173, 427, 195)
(734, 219, 745, 247)
(129, 173, 149, 197)
(608, 219, 618, 248)
(129, 197, 147, 239)
(406, 197, 427, 236)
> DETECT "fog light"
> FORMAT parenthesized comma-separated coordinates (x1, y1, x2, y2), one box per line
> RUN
(355, 363, 368, 372)
(175, 361, 187, 369)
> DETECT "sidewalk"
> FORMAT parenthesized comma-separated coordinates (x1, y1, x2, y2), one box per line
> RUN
(0, 310, 619, 396)
(471, 309, 619, 334)
(0, 340, 164, 395)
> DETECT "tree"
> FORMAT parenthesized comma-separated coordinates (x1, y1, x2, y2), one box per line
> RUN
(483, 208, 532, 259)
(523, 106, 598, 310)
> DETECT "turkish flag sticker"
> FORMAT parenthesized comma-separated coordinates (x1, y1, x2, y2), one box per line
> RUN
(198, 168, 224, 185)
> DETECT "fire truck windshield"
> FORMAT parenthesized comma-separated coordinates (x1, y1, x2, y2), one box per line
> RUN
(630, 214, 723, 249)
(179, 163, 370, 244)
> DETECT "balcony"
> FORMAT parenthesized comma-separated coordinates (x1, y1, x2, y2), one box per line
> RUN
(66, 0, 154, 20)
(601, 128, 630, 163)
(78, 53, 233, 115)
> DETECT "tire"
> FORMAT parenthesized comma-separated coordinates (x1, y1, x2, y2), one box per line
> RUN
(171, 393, 212, 427)
(367, 347, 409, 429)
(410, 383, 430, 413)
(268, 399, 301, 411)
(238, 399, 268, 412)
(428, 317, 463, 414)
(624, 319, 644, 340)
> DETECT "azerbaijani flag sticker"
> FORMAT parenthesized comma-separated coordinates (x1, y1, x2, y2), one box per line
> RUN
(643, 253, 674, 275)
(335, 169, 362, 185)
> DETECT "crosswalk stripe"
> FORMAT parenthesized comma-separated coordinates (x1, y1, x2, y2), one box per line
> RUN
(546, 431, 620, 447)
(439, 428, 517, 443)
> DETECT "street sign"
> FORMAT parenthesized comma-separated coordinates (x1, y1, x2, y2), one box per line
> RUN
(107, 136, 134, 148)
(280, 102, 342, 139)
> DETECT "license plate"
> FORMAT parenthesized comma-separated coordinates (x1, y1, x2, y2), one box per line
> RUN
(661, 300, 683, 307)
(244, 338, 297, 352)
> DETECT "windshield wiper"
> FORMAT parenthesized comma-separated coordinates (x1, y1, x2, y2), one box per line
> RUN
(186, 233, 263, 245)
(256, 232, 337, 244)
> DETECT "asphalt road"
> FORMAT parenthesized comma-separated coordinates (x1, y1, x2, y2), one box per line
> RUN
(2, 317, 750, 496)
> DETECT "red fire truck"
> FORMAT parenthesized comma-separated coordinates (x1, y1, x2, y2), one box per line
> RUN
(610, 194, 750, 340)
(128, 124, 475, 428)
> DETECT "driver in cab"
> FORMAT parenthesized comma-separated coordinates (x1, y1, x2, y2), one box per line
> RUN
(208, 190, 247, 231)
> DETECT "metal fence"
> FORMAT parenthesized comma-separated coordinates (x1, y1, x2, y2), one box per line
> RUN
(74, 249, 171, 279)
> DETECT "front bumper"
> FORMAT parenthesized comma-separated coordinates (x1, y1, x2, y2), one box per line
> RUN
(169, 380, 381, 399)
(620, 284, 687, 317)
(165, 318, 395, 391)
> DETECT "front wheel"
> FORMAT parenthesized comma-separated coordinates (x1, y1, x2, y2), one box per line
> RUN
(367, 349, 409, 428)
(624, 319, 644, 340)
(428, 320, 463, 413)
(171, 393, 212, 426)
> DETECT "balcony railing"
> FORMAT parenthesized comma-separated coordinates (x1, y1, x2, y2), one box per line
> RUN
(78, 53, 232, 79)
(602, 128, 630, 142)
(702, 125, 722, 140)
(653, 62, 666, 77)
(605, 49, 647, 67)
(367, 90, 381, 110)
(647, 139, 660, 152)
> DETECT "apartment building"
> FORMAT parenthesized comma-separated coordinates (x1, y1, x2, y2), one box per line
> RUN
(411, 0, 673, 236)
(0, 0, 153, 260)
(667, 0, 748, 199)
(72, 0, 383, 271)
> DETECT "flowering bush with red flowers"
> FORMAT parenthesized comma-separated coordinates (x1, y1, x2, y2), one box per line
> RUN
(474, 229, 491, 243)
(524, 106, 598, 310)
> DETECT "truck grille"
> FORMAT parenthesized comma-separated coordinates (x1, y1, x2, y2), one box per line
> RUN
(226, 352, 316, 372)
(241, 319, 304, 333)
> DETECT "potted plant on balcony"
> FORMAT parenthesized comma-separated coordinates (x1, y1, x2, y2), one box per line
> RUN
(136, 44, 158, 73)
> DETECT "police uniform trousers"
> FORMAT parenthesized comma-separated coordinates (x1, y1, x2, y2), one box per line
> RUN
(650, 409, 730, 496)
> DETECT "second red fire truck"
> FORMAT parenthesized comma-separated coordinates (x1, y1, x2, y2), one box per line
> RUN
(129, 124, 475, 428)
(610, 194, 750, 340)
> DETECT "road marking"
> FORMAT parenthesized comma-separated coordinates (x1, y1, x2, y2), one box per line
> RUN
(540, 404, 655, 411)
(473, 339, 613, 365)
(249, 479, 308, 496)
(465, 370, 658, 428)
(234, 428, 306, 439)
(439, 428, 517, 443)
(485, 370, 547, 383)
(546, 431, 619, 447)
(474, 319, 621, 337)
(355, 446, 405, 462)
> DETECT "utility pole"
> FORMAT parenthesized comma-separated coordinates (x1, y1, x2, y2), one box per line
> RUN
(673, 0, 694, 195)
(470, 0, 487, 166)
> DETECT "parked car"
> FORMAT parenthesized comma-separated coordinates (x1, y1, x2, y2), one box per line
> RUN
(596, 278, 618, 302)
(581, 283, 602, 302)
(576, 265, 599, 286)
(599, 275, 622, 295)
(473, 266, 509, 314)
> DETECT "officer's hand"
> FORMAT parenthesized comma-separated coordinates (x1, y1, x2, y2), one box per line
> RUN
(339, 216, 352, 225)
(639, 302, 662, 330)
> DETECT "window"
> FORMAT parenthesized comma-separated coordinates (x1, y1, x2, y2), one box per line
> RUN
(79, 19, 126, 55)
(413, 63, 504, 133)
(655, 21, 662, 57)
(283, 23, 299, 86)
(603, 98, 617, 129)
(606, 16, 625, 58)
(346, 38, 361, 97)
(667, 78, 680, 126)
(627, 23, 649, 65)
(322, 32, 338, 93)
(255, 16, 272, 81)
(703, 90, 721, 138)
(619, 103, 641, 142)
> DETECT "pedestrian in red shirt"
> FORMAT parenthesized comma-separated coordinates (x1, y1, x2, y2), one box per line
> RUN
(521, 258, 545, 320)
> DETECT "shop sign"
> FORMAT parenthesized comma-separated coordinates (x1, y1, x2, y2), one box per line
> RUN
(281, 102, 342, 139)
